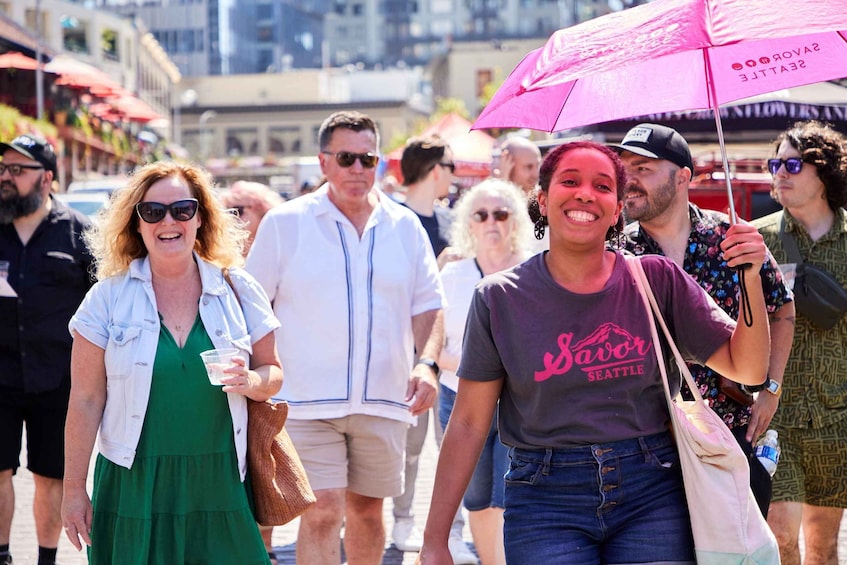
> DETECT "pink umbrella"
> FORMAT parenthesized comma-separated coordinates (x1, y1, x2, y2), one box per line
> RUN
(474, 0, 847, 222)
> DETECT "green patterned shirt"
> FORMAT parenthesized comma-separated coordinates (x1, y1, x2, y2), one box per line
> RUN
(754, 208, 847, 429)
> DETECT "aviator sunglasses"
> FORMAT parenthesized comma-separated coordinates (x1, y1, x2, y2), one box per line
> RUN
(472, 208, 511, 223)
(321, 151, 379, 169)
(767, 158, 804, 175)
(136, 198, 200, 224)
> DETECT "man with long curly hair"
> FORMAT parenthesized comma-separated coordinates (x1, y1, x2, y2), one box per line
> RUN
(754, 120, 847, 565)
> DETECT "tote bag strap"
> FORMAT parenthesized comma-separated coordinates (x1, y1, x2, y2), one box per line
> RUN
(625, 256, 705, 408)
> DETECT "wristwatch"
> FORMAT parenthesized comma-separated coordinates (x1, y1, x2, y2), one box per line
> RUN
(417, 357, 440, 376)
(764, 378, 782, 397)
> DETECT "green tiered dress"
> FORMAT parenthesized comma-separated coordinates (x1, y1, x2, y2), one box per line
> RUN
(87, 316, 270, 565)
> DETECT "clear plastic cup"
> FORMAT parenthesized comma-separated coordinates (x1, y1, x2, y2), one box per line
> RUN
(199, 348, 239, 386)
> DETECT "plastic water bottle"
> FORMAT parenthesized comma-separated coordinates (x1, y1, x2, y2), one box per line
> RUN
(755, 430, 781, 476)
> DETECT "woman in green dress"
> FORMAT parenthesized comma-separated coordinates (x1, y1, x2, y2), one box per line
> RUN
(61, 161, 283, 564)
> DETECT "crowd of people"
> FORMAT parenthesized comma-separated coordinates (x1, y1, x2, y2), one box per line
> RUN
(0, 112, 845, 565)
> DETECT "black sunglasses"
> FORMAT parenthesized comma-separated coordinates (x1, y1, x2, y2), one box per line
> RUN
(767, 158, 804, 175)
(439, 162, 456, 174)
(472, 208, 510, 223)
(229, 206, 245, 217)
(0, 163, 44, 176)
(322, 151, 379, 169)
(136, 198, 199, 224)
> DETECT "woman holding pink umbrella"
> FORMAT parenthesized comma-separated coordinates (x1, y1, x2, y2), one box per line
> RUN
(419, 140, 772, 564)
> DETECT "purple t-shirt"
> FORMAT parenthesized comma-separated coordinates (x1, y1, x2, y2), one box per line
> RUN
(458, 251, 735, 449)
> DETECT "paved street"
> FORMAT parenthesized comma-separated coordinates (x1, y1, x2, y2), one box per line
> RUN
(9, 420, 847, 564)
(10, 419, 465, 565)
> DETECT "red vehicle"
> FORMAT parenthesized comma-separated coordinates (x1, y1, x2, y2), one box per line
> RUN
(689, 157, 781, 221)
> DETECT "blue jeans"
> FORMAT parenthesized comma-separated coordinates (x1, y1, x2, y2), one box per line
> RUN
(439, 384, 507, 509)
(504, 432, 695, 564)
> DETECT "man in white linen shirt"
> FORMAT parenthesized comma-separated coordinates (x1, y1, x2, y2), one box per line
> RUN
(246, 110, 446, 565)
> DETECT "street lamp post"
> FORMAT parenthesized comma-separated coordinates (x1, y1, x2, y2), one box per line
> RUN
(173, 88, 197, 147)
(35, 0, 44, 120)
(199, 110, 218, 163)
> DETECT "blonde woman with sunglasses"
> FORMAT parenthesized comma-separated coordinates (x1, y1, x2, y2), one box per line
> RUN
(61, 161, 282, 564)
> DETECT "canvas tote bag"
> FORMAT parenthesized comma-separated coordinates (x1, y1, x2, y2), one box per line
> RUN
(627, 256, 780, 564)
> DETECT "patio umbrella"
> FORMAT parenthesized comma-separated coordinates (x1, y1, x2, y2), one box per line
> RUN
(473, 0, 847, 223)
(0, 52, 44, 71)
(45, 54, 123, 95)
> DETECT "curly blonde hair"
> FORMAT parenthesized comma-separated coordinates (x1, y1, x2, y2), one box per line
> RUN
(448, 178, 534, 259)
(86, 161, 249, 279)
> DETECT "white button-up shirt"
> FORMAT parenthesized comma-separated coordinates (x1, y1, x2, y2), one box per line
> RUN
(247, 186, 445, 424)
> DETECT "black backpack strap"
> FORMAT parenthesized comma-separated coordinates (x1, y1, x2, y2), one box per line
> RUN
(778, 213, 804, 265)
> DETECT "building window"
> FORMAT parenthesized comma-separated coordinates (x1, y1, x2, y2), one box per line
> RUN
(61, 16, 89, 54)
(431, 0, 451, 12)
(226, 128, 259, 157)
(431, 20, 452, 35)
(257, 3, 273, 18)
(476, 69, 492, 98)
(101, 28, 119, 60)
(268, 126, 300, 156)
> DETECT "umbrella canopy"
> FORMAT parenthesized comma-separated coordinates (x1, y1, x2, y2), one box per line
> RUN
(474, 0, 847, 220)
(475, 0, 847, 132)
(45, 54, 123, 95)
(0, 51, 47, 71)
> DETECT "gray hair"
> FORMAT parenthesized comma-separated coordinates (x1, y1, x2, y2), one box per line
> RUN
(448, 178, 534, 258)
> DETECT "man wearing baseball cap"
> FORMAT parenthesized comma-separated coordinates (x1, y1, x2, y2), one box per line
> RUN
(0, 135, 94, 565)
(613, 123, 795, 519)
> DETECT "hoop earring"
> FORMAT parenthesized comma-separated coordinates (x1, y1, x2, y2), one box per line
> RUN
(614, 228, 625, 250)
(534, 216, 547, 241)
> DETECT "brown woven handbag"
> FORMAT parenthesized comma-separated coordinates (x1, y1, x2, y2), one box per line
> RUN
(246, 398, 316, 526)
(222, 268, 316, 526)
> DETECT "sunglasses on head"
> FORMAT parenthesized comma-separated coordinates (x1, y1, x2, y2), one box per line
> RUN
(767, 158, 804, 175)
(136, 198, 199, 224)
(472, 208, 510, 223)
(322, 151, 379, 169)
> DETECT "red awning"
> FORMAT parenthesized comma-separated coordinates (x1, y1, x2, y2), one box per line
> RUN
(45, 54, 122, 94)
(0, 51, 51, 71)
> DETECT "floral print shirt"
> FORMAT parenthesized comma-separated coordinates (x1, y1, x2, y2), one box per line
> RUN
(623, 204, 793, 429)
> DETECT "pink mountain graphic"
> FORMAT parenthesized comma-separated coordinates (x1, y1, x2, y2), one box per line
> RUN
(573, 322, 640, 351)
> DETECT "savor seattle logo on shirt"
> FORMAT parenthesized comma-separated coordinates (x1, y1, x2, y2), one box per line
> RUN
(534, 322, 652, 383)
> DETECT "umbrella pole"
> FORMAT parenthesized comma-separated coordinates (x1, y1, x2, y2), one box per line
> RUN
(711, 106, 739, 224)
(704, 50, 739, 225)
(705, 51, 752, 326)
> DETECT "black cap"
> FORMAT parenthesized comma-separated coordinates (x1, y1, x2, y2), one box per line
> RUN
(0, 134, 57, 177)
(611, 123, 694, 173)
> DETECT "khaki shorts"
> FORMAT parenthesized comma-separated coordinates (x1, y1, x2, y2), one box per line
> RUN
(771, 417, 847, 507)
(286, 415, 408, 498)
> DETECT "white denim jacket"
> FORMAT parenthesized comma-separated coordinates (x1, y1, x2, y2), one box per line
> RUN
(68, 254, 280, 479)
